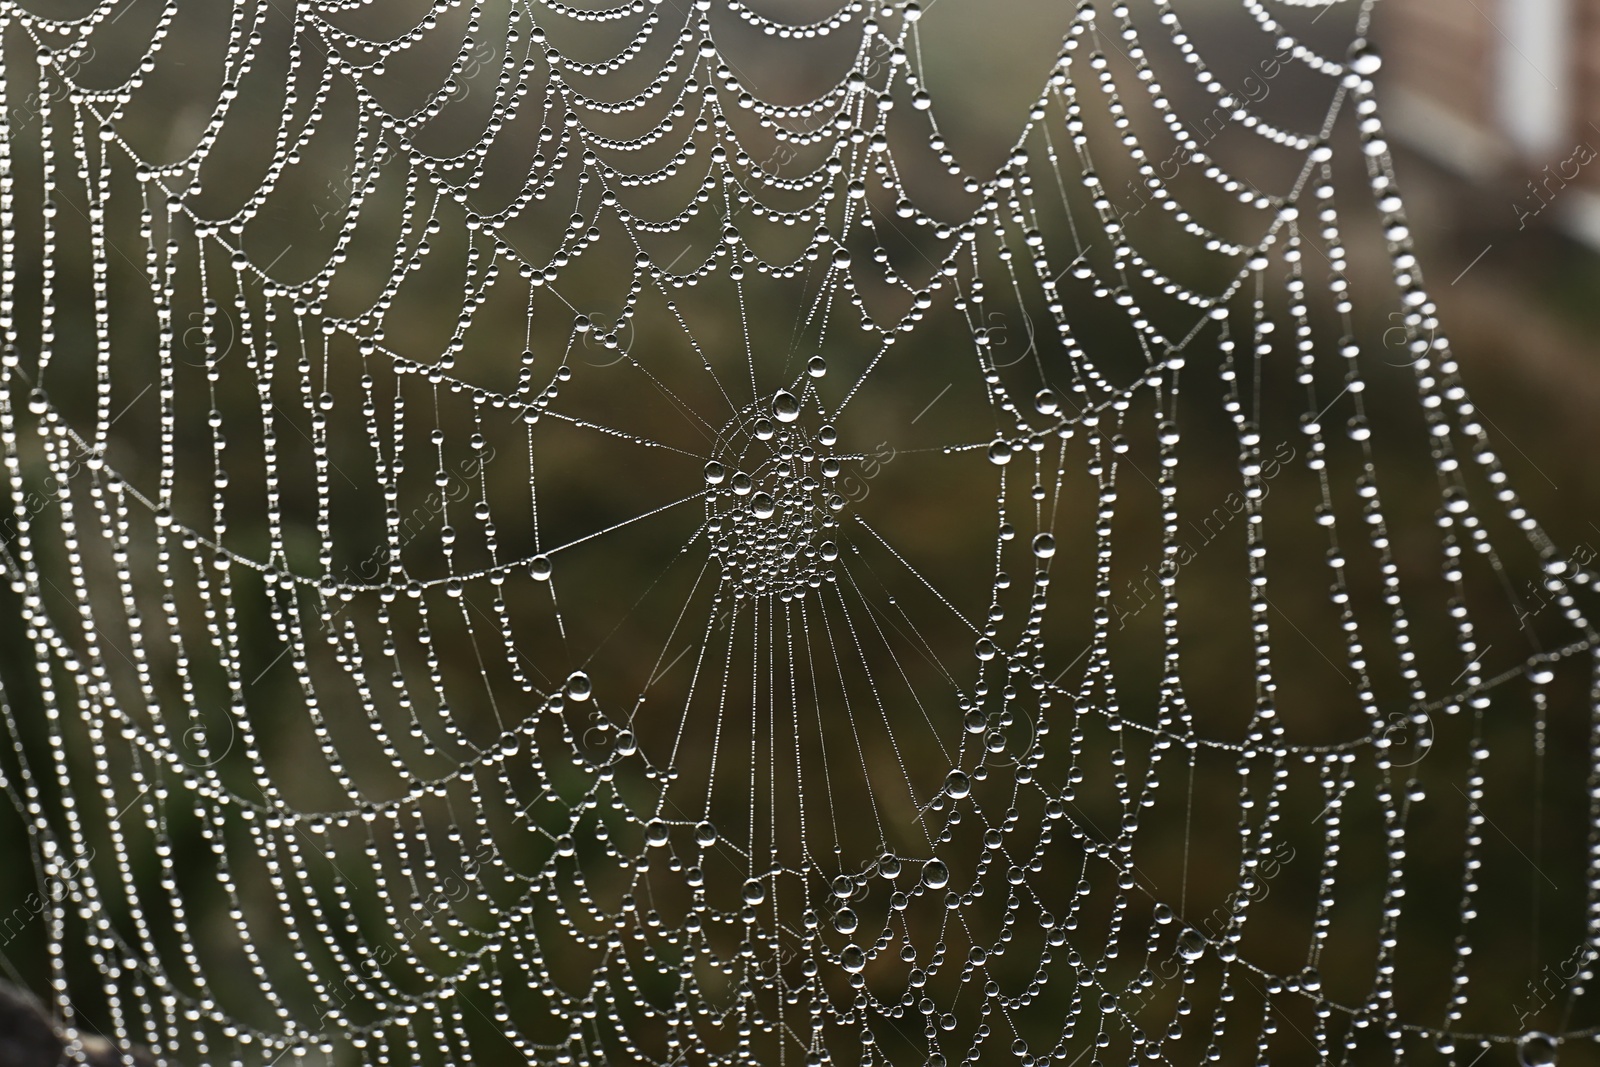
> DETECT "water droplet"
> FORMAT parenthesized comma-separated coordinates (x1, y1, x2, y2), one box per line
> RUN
(754, 417, 776, 441)
(27, 388, 48, 414)
(987, 439, 1012, 465)
(752, 492, 776, 519)
(878, 853, 902, 879)
(1099, 992, 1117, 1013)
(818, 424, 838, 446)
(1153, 903, 1173, 925)
(1034, 389, 1059, 415)
(1348, 40, 1382, 77)
(945, 769, 971, 799)
(840, 944, 866, 973)
(555, 834, 576, 857)
(742, 878, 765, 905)
(922, 859, 950, 890)
(1032, 533, 1056, 559)
(807, 356, 827, 378)
(567, 671, 592, 701)
(732, 472, 753, 496)
(773, 390, 801, 423)
(1519, 1032, 1558, 1066)
(645, 819, 669, 846)
(615, 730, 637, 756)
(694, 821, 717, 846)
(704, 461, 726, 485)
(833, 907, 858, 934)
(1176, 928, 1206, 962)
(831, 875, 855, 899)
(530, 555, 553, 581)
(974, 638, 997, 662)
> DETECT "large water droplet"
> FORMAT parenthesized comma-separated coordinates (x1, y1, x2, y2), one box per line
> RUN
(567, 671, 592, 701)
(1032, 533, 1056, 559)
(742, 878, 766, 905)
(731, 472, 753, 496)
(878, 853, 902, 879)
(645, 819, 669, 846)
(974, 638, 997, 662)
(1519, 1032, 1558, 1067)
(752, 492, 776, 519)
(1347, 40, 1382, 77)
(945, 769, 971, 799)
(840, 944, 866, 973)
(987, 440, 1012, 465)
(1153, 903, 1173, 925)
(530, 555, 553, 581)
(807, 356, 827, 378)
(922, 859, 950, 890)
(704, 460, 726, 485)
(694, 821, 717, 846)
(773, 390, 801, 423)
(833, 907, 858, 934)
(1034, 389, 1059, 415)
(1176, 928, 1206, 962)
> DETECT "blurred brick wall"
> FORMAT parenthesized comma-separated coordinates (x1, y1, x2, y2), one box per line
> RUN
(1379, 0, 1600, 246)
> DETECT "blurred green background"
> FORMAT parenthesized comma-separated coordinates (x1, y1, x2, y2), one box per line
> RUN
(1, 1, 1599, 1064)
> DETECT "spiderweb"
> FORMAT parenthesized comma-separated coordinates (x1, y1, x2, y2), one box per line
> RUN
(1, 0, 1598, 1065)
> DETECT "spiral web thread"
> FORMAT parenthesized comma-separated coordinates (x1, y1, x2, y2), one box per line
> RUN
(1, 0, 1599, 1065)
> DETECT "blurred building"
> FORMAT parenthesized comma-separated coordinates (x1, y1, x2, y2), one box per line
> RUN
(1381, 0, 1600, 247)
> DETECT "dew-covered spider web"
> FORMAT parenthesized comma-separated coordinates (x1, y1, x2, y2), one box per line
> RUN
(2, 0, 1600, 1065)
